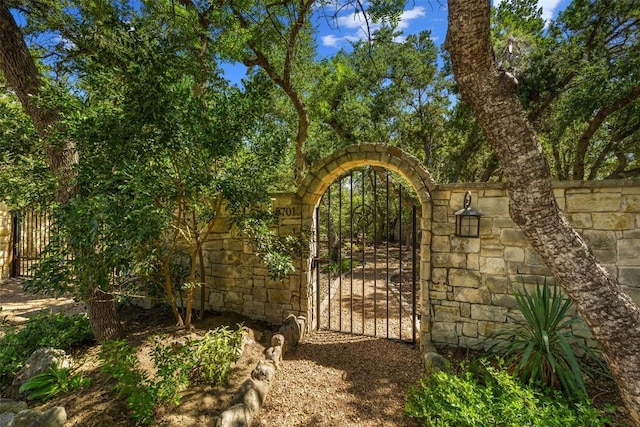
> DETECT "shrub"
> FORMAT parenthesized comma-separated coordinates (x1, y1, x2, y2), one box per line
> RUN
(0, 311, 93, 386)
(192, 325, 244, 385)
(99, 325, 245, 425)
(405, 361, 609, 426)
(18, 366, 90, 401)
(491, 278, 608, 400)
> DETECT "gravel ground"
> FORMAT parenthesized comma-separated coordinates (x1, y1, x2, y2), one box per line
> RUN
(253, 330, 423, 427)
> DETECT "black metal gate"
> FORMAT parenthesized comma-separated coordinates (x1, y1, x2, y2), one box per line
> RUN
(10, 209, 52, 278)
(313, 167, 420, 344)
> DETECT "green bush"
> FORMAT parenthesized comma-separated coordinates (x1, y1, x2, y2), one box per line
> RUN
(99, 326, 244, 425)
(18, 366, 90, 401)
(99, 340, 156, 425)
(192, 325, 244, 385)
(491, 278, 608, 400)
(0, 311, 93, 386)
(405, 361, 609, 426)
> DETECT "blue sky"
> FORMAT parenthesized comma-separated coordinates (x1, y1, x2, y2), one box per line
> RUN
(222, 0, 572, 84)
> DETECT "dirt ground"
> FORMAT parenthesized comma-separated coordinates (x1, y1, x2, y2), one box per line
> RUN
(0, 279, 424, 426)
(0, 279, 631, 426)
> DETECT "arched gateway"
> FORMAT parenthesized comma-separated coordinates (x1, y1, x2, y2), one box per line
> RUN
(298, 144, 437, 350)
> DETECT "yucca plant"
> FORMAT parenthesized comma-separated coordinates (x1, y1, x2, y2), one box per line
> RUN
(491, 278, 607, 401)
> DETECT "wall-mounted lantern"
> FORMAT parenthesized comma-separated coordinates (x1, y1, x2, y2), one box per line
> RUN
(455, 191, 482, 238)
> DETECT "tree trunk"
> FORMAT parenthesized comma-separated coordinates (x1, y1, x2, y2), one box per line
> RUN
(86, 287, 123, 343)
(1, 4, 121, 339)
(446, 1, 640, 424)
(0, 4, 77, 203)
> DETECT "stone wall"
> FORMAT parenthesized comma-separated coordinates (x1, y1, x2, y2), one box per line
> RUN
(429, 180, 640, 349)
(199, 194, 307, 326)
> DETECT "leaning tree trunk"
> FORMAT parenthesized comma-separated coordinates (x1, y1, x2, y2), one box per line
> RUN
(1, 4, 122, 342)
(446, 1, 640, 424)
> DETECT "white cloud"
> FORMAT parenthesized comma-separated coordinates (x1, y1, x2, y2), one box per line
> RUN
(321, 5, 427, 48)
(397, 6, 427, 31)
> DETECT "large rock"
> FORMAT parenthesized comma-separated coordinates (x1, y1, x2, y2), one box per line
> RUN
(0, 400, 27, 415)
(12, 349, 72, 387)
(11, 406, 66, 427)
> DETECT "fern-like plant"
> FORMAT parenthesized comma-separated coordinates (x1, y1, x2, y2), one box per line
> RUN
(491, 278, 607, 400)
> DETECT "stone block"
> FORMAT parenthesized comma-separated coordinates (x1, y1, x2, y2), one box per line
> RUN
(268, 289, 292, 304)
(451, 238, 480, 253)
(622, 194, 640, 212)
(593, 250, 617, 264)
(434, 305, 460, 321)
(486, 276, 510, 294)
(461, 321, 478, 337)
(478, 197, 510, 217)
(460, 302, 471, 318)
(458, 336, 485, 350)
(477, 321, 496, 337)
(492, 293, 517, 309)
(567, 213, 592, 228)
(431, 268, 447, 284)
(480, 257, 507, 275)
(449, 269, 480, 288)
(480, 247, 504, 258)
(432, 205, 449, 223)
(619, 267, 640, 287)
(430, 321, 458, 345)
(524, 248, 544, 266)
(454, 287, 491, 304)
(432, 253, 467, 268)
(592, 213, 635, 230)
(243, 301, 266, 318)
(504, 247, 525, 262)
(500, 229, 527, 246)
(432, 235, 450, 253)
(466, 253, 480, 270)
(618, 239, 640, 265)
(566, 193, 621, 212)
(582, 230, 617, 250)
(471, 304, 508, 322)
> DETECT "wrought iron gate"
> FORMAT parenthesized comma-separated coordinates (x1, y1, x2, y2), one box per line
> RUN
(313, 167, 420, 344)
(10, 209, 52, 278)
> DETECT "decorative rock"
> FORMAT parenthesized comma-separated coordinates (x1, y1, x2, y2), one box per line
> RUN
(0, 412, 15, 426)
(11, 406, 66, 427)
(264, 345, 282, 368)
(278, 315, 301, 350)
(12, 348, 72, 387)
(423, 352, 449, 373)
(270, 334, 285, 348)
(0, 399, 27, 414)
(251, 360, 276, 383)
(215, 403, 253, 427)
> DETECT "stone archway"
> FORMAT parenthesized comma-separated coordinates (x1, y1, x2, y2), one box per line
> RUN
(298, 144, 437, 352)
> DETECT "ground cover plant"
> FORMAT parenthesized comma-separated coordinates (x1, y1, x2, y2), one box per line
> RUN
(0, 311, 93, 387)
(405, 360, 612, 426)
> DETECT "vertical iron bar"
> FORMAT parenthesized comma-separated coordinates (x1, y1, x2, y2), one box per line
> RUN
(385, 173, 390, 338)
(412, 205, 418, 345)
(327, 186, 331, 329)
(315, 206, 320, 330)
(339, 177, 343, 331)
(373, 171, 377, 337)
(399, 186, 403, 340)
(349, 171, 354, 334)
(11, 211, 19, 277)
(361, 169, 366, 334)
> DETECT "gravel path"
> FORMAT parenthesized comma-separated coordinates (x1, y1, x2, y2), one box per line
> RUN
(253, 330, 424, 427)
